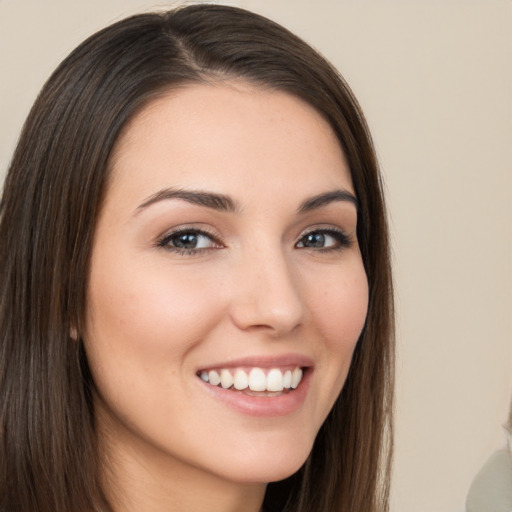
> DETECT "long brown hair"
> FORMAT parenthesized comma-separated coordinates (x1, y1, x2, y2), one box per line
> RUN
(0, 5, 394, 512)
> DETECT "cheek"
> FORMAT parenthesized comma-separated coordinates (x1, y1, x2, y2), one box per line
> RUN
(89, 259, 220, 337)
(84, 259, 232, 443)
(307, 261, 369, 396)
(84, 257, 229, 386)
(314, 265, 369, 349)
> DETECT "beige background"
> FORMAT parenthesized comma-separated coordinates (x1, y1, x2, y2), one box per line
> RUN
(1, 1, 511, 511)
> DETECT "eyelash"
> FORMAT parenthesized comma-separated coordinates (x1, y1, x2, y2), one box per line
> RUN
(296, 228, 352, 252)
(156, 227, 222, 256)
(156, 227, 352, 256)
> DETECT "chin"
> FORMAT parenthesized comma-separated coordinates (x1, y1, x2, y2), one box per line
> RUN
(213, 433, 314, 484)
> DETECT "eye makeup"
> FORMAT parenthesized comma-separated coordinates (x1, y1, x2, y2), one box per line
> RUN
(156, 226, 224, 256)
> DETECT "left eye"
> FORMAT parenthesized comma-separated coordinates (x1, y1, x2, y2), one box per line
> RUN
(296, 229, 350, 250)
(158, 230, 218, 251)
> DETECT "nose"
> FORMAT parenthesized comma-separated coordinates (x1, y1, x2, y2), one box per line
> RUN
(229, 246, 305, 336)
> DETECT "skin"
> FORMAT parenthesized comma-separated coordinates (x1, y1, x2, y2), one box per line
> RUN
(85, 82, 369, 512)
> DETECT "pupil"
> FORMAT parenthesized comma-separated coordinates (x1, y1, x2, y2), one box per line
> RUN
(306, 233, 325, 247)
(175, 233, 198, 248)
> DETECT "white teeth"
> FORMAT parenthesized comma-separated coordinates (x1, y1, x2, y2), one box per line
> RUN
(248, 368, 267, 391)
(200, 366, 304, 392)
(233, 369, 249, 390)
(291, 368, 303, 389)
(220, 369, 234, 389)
(283, 370, 292, 389)
(267, 368, 284, 392)
(208, 370, 221, 386)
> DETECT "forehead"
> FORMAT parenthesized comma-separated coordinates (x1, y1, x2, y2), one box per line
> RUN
(107, 82, 353, 207)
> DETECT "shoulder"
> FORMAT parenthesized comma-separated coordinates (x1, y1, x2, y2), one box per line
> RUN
(466, 447, 512, 512)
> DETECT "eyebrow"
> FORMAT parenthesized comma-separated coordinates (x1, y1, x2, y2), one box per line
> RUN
(137, 188, 240, 214)
(298, 189, 359, 213)
(136, 187, 358, 215)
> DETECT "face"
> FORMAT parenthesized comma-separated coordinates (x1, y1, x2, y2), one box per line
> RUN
(85, 82, 368, 488)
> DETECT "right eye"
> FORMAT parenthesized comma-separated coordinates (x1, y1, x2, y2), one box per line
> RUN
(157, 228, 222, 255)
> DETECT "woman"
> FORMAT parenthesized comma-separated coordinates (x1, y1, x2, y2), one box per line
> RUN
(0, 4, 394, 512)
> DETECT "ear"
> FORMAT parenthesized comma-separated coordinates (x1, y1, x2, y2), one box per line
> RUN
(70, 325, 78, 340)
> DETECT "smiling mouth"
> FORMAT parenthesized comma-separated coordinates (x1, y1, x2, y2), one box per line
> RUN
(198, 366, 304, 394)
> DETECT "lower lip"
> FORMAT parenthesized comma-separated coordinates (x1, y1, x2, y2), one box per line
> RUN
(199, 369, 312, 417)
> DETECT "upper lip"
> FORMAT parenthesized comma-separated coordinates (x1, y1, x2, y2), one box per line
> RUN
(197, 353, 314, 372)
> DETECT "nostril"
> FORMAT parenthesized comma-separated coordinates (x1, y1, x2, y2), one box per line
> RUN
(229, 291, 304, 334)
